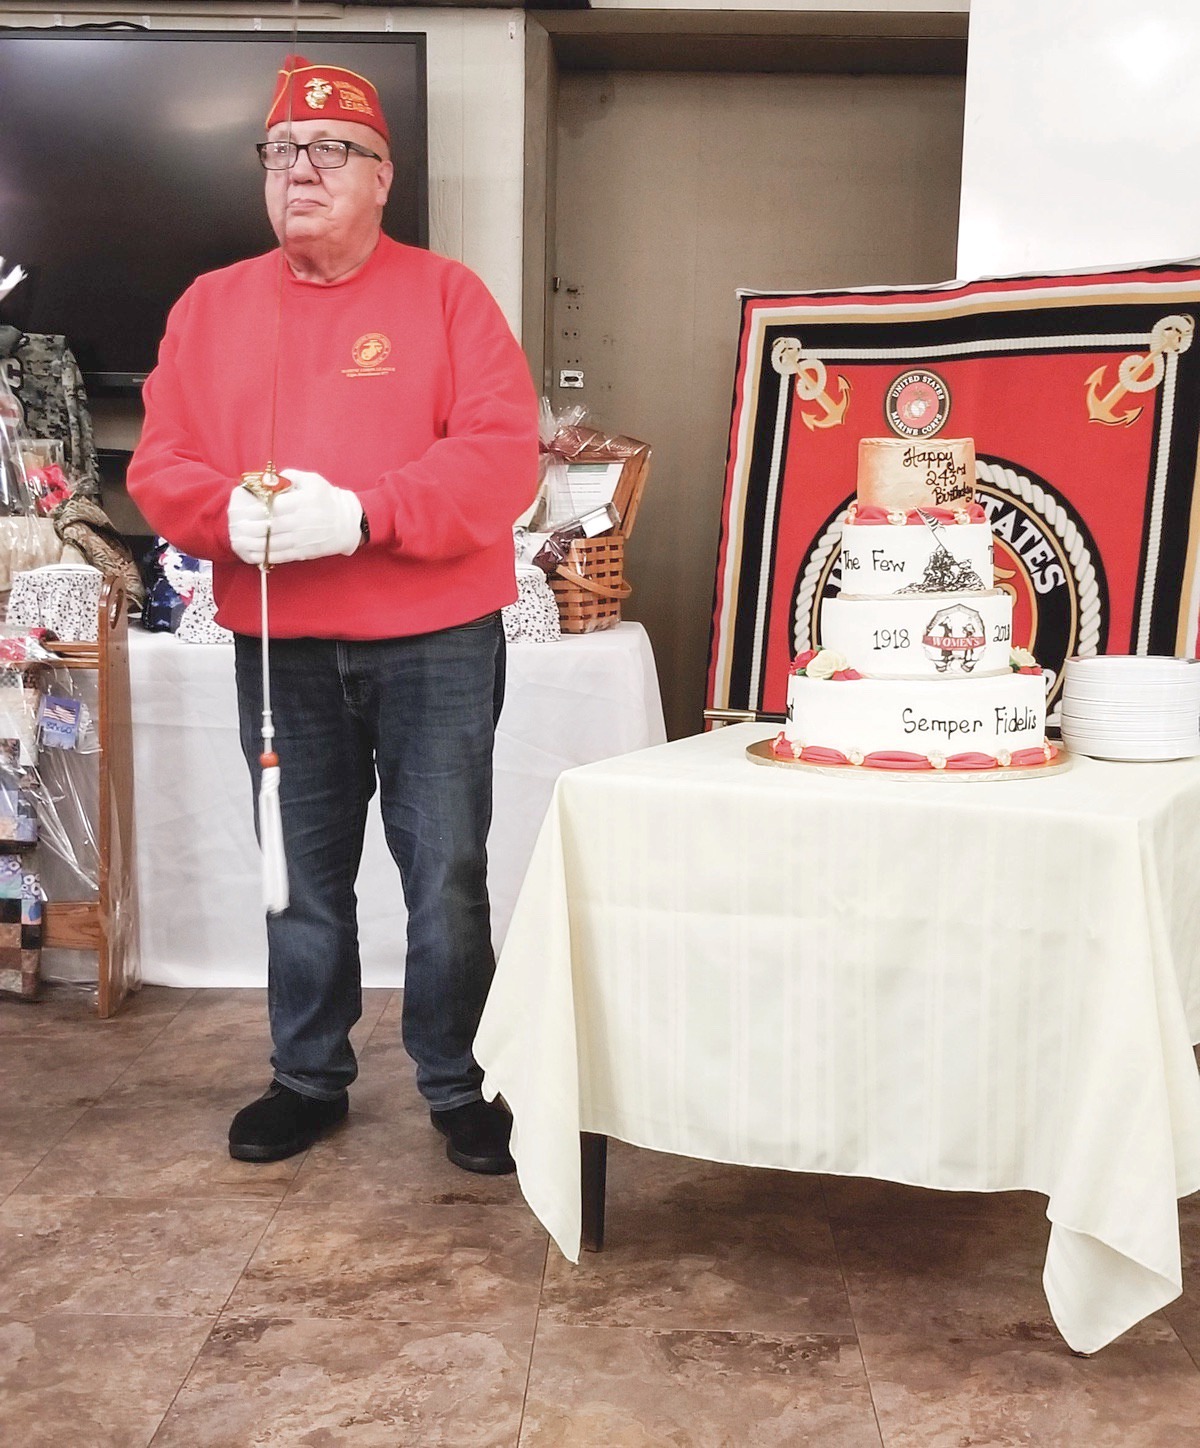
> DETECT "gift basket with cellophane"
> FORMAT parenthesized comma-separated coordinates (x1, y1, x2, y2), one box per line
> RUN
(519, 399, 651, 635)
(0, 330, 104, 999)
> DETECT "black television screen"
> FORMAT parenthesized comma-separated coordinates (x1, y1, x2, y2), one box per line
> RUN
(0, 30, 428, 390)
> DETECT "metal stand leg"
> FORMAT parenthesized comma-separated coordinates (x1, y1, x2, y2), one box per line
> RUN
(580, 1131, 608, 1252)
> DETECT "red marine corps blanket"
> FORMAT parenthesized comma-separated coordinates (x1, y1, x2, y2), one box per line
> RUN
(707, 261, 1200, 724)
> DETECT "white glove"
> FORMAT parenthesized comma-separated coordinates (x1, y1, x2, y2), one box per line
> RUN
(228, 484, 271, 565)
(265, 468, 364, 564)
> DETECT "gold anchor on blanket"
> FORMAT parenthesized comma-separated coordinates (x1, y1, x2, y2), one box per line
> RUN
(1085, 314, 1194, 428)
(771, 337, 851, 431)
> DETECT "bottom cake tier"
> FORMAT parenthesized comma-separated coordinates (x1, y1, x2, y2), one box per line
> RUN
(779, 671, 1054, 771)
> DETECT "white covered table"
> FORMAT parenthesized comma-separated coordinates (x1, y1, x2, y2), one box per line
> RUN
(129, 623, 665, 987)
(475, 721, 1200, 1355)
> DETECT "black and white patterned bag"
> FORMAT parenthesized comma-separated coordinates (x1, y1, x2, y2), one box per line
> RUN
(502, 566, 561, 644)
(6, 563, 103, 642)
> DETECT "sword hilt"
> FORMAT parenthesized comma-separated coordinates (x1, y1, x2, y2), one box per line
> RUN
(240, 463, 291, 502)
(240, 462, 292, 570)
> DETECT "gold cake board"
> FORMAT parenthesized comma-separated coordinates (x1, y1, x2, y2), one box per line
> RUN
(746, 737, 1072, 781)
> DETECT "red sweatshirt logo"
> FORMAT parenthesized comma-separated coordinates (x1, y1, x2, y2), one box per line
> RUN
(353, 333, 391, 367)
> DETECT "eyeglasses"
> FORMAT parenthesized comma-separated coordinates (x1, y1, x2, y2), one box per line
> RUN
(256, 139, 383, 171)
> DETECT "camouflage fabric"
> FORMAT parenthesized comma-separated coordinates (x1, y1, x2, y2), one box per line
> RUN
(51, 496, 145, 607)
(0, 326, 99, 499)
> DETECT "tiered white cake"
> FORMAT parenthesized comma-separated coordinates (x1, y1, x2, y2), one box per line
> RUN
(775, 437, 1058, 773)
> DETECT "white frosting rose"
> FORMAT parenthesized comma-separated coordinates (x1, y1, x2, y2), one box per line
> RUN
(806, 649, 848, 680)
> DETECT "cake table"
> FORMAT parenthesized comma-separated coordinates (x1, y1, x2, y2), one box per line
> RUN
(475, 721, 1200, 1355)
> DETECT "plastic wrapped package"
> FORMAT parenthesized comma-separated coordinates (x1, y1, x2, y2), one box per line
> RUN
(532, 398, 588, 530)
(533, 398, 650, 534)
(39, 585, 139, 1011)
(0, 665, 44, 766)
(31, 664, 102, 989)
(0, 327, 100, 500)
(528, 400, 651, 634)
(0, 854, 42, 1000)
(20, 439, 72, 515)
(0, 367, 58, 594)
(0, 654, 48, 997)
(0, 272, 120, 1003)
(0, 638, 116, 998)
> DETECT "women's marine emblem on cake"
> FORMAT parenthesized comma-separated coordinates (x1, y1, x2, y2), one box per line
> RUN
(752, 435, 1070, 779)
(923, 602, 986, 673)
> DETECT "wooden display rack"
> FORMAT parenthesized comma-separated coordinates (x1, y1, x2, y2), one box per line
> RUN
(37, 578, 139, 1017)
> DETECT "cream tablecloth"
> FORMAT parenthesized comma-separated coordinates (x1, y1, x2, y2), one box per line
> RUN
(130, 623, 665, 987)
(475, 721, 1200, 1354)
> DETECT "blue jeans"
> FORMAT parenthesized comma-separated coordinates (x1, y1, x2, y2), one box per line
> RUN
(233, 614, 505, 1110)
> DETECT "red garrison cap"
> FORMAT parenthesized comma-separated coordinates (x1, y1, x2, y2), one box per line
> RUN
(265, 54, 389, 145)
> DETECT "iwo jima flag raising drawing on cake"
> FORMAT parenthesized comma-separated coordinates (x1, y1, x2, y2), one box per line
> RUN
(707, 261, 1200, 726)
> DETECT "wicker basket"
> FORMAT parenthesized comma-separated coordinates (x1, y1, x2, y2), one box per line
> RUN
(550, 536, 632, 634)
(542, 429, 650, 633)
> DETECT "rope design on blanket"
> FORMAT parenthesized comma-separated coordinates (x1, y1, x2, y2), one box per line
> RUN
(974, 458, 1103, 661)
(791, 510, 849, 655)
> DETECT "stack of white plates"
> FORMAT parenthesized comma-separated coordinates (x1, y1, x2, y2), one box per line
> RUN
(1060, 656, 1200, 761)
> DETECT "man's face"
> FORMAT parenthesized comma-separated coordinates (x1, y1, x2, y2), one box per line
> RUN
(264, 118, 393, 252)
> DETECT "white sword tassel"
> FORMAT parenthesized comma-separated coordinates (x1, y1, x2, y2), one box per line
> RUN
(242, 466, 291, 913)
(247, 0, 301, 916)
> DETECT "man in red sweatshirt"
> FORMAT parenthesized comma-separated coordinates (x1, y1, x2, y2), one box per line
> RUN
(127, 56, 539, 1173)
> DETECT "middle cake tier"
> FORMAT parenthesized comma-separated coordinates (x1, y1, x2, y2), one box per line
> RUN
(839, 509, 995, 595)
(820, 588, 1013, 677)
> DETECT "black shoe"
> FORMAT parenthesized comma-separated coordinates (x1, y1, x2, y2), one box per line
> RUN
(228, 1082, 348, 1163)
(430, 1099, 516, 1175)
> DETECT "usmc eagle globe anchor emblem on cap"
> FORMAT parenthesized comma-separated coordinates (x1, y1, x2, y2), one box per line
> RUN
(304, 78, 334, 109)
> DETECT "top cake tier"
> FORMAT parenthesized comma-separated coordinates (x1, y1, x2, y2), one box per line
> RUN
(858, 437, 975, 511)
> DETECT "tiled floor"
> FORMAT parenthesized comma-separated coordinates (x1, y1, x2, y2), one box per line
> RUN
(2, 985, 1199, 1447)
